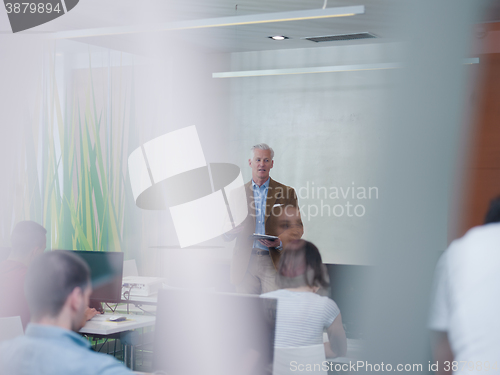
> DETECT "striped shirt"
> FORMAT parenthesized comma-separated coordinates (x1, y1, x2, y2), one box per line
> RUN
(261, 289, 340, 347)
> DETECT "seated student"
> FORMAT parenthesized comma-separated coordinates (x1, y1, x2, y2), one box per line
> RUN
(0, 251, 132, 375)
(0, 221, 101, 329)
(0, 221, 47, 328)
(271, 205, 305, 249)
(429, 196, 500, 374)
(262, 240, 347, 358)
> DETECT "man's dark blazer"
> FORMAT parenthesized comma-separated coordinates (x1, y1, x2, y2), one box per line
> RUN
(230, 178, 299, 285)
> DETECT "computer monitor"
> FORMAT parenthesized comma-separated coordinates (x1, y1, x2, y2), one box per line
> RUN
(326, 264, 372, 339)
(153, 289, 277, 375)
(70, 250, 124, 303)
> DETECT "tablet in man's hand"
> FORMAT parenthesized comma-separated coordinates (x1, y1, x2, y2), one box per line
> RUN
(249, 234, 279, 241)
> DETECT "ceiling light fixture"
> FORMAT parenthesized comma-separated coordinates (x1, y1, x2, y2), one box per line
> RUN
(269, 36, 288, 40)
(212, 59, 480, 78)
(52, 6, 365, 39)
(213, 63, 401, 78)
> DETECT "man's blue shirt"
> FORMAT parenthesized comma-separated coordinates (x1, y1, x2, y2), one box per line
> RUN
(0, 324, 131, 375)
(252, 178, 270, 251)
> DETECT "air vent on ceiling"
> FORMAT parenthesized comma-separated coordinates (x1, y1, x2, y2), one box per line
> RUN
(304, 32, 377, 43)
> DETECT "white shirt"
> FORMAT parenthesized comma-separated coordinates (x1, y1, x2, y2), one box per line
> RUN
(262, 289, 340, 348)
(429, 223, 500, 373)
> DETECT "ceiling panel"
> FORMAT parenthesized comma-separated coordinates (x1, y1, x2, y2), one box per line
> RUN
(0, 0, 409, 53)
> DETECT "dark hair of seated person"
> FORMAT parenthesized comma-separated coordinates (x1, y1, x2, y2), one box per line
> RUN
(485, 196, 500, 224)
(11, 221, 47, 257)
(276, 239, 329, 289)
(25, 251, 90, 321)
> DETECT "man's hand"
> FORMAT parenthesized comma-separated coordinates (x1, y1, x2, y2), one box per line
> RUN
(84, 307, 102, 322)
(259, 238, 281, 248)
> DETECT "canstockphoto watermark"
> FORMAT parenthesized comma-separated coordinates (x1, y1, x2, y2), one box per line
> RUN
(247, 181, 379, 220)
(297, 182, 379, 201)
(4, 0, 80, 33)
(298, 182, 378, 220)
(300, 200, 368, 220)
(290, 360, 424, 372)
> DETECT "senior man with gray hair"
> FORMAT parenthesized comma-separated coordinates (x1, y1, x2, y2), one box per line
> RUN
(226, 143, 302, 294)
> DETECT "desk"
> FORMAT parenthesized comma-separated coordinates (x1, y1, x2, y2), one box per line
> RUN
(81, 314, 155, 335)
(80, 314, 156, 369)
